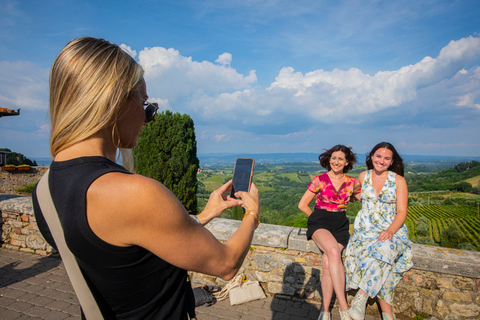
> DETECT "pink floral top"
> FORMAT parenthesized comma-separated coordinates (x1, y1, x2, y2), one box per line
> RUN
(307, 172, 361, 212)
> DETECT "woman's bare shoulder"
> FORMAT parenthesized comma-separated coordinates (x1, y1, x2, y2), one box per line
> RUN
(86, 172, 185, 246)
(358, 171, 367, 183)
(394, 173, 406, 183)
(93, 171, 167, 192)
(90, 172, 178, 213)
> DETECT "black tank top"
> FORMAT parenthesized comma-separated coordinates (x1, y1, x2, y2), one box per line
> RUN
(33, 156, 188, 319)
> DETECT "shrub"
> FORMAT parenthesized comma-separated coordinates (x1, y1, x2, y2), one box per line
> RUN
(17, 182, 36, 194)
(416, 223, 429, 237)
(416, 216, 429, 237)
(443, 197, 453, 205)
(458, 242, 476, 251)
(441, 224, 462, 248)
(411, 237, 437, 246)
(470, 187, 480, 195)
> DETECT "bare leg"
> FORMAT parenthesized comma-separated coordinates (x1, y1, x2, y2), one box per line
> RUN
(320, 253, 333, 311)
(311, 229, 348, 311)
(378, 298, 393, 318)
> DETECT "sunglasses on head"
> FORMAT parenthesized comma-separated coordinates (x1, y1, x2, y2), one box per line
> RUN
(142, 99, 159, 123)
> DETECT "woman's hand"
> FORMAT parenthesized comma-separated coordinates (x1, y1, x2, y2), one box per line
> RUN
(378, 229, 394, 242)
(234, 183, 260, 214)
(200, 180, 243, 222)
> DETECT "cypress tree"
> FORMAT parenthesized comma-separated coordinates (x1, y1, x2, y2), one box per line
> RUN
(133, 110, 199, 214)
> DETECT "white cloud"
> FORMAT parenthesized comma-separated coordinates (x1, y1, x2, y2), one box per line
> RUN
(265, 36, 480, 121)
(139, 46, 256, 90)
(38, 123, 50, 133)
(136, 36, 480, 132)
(214, 134, 228, 142)
(120, 44, 137, 58)
(149, 97, 170, 111)
(215, 52, 232, 66)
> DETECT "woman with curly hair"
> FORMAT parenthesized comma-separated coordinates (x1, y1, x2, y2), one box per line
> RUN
(298, 145, 361, 320)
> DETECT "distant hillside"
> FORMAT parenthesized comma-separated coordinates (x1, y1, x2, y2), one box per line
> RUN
(407, 160, 480, 193)
(198, 152, 480, 167)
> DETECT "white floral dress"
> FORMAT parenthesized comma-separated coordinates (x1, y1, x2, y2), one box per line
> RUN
(344, 170, 413, 305)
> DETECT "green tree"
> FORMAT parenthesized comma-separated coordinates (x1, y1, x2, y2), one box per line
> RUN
(133, 111, 199, 213)
(416, 216, 429, 237)
(443, 197, 454, 205)
(0, 148, 37, 166)
(455, 181, 472, 193)
(440, 224, 462, 248)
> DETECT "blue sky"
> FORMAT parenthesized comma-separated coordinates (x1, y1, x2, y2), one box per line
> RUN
(1, 0, 480, 160)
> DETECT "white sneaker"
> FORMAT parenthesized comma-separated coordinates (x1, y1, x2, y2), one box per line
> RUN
(348, 291, 368, 320)
(317, 311, 331, 320)
(339, 309, 352, 320)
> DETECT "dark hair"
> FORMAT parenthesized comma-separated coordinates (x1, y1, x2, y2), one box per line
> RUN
(365, 142, 405, 177)
(319, 145, 357, 173)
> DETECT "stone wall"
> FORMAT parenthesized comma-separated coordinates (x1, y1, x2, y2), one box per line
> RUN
(1, 195, 479, 319)
(0, 166, 48, 194)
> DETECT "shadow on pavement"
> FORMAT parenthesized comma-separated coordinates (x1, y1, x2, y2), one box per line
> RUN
(270, 262, 328, 319)
(0, 250, 61, 289)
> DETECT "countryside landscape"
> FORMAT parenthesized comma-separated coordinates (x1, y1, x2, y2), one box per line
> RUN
(196, 154, 480, 252)
(3, 150, 480, 252)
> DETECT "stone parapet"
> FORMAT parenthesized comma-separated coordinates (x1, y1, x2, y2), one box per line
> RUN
(0, 194, 54, 256)
(1, 196, 479, 319)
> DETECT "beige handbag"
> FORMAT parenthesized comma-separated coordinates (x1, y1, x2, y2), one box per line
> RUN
(229, 280, 266, 305)
(212, 273, 266, 306)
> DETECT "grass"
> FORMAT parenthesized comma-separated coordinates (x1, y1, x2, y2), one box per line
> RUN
(465, 175, 480, 187)
(17, 182, 36, 194)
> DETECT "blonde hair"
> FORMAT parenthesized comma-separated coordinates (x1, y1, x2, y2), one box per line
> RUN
(49, 37, 144, 170)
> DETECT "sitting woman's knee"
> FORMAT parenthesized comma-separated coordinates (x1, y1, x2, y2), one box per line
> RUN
(326, 247, 341, 260)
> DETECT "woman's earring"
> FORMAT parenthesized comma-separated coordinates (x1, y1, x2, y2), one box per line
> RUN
(112, 123, 121, 148)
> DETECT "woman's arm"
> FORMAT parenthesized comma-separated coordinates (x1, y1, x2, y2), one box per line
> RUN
(377, 174, 408, 241)
(298, 190, 316, 216)
(192, 179, 242, 226)
(87, 173, 260, 281)
(353, 171, 366, 202)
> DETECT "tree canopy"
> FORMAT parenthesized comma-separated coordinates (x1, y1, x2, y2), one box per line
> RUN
(0, 148, 37, 166)
(133, 111, 199, 214)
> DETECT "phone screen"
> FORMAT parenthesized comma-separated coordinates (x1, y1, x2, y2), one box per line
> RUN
(231, 158, 255, 196)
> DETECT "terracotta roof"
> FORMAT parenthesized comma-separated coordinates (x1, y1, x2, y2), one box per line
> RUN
(0, 107, 20, 117)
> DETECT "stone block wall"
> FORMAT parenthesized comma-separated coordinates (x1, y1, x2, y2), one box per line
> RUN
(0, 194, 53, 256)
(1, 195, 479, 319)
(0, 166, 48, 194)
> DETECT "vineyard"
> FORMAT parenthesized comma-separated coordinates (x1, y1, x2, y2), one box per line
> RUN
(405, 205, 480, 249)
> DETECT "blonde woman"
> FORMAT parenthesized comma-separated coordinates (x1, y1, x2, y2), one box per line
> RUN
(33, 37, 260, 319)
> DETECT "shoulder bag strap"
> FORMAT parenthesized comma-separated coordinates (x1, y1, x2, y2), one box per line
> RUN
(37, 170, 104, 319)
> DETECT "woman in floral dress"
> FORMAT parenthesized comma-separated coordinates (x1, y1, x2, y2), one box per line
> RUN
(344, 142, 413, 320)
(299, 145, 361, 320)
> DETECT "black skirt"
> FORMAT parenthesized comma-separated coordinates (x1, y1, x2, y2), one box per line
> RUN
(306, 208, 350, 248)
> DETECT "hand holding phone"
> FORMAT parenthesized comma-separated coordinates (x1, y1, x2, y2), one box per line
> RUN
(231, 158, 255, 198)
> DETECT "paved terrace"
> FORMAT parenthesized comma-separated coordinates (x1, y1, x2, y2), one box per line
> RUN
(0, 248, 382, 320)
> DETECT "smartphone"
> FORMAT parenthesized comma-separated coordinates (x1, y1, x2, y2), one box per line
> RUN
(231, 158, 255, 197)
